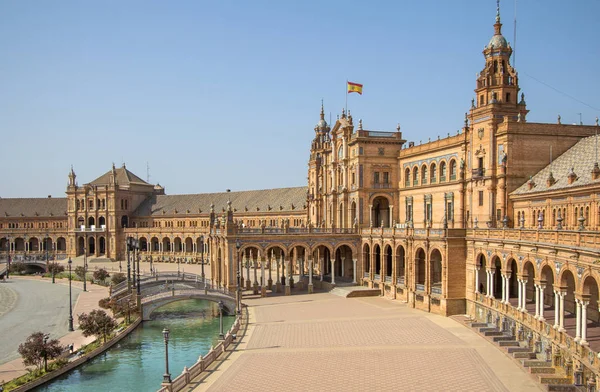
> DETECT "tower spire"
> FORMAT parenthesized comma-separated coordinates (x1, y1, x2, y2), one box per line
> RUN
(496, 0, 501, 23)
(320, 99, 325, 120)
(494, 0, 503, 35)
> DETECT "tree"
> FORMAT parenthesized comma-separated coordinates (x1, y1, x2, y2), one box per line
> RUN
(111, 272, 126, 285)
(18, 332, 64, 373)
(47, 262, 65, 275)
(9, 262, 26, 275)
(78, 310, 117, 343)
(74, 266, 85, 280)
(93, 268, 109, 283)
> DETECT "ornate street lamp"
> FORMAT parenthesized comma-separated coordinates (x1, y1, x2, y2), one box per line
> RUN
(199, 236, 205, 285)
(43, 334, 49, 372)
(46, 234, 54, 284)
(126, 237, 132, 293)
(68, 258, 74, 332)
(218, 300, 225, 340)
(162, 328, 171, 383)
(6, 235, 11, 279)
(136, 239, 141, 297)
(236, 239, 242, 314)
(82, 232, 88, 292)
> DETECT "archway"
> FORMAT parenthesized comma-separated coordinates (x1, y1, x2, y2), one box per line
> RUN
(88, 217, 95, 227)
(363, 243, 370, 275)
(541, 265, 555, 320)
(334, 245, 353, 281)
(162, 237, 170, 253)
(373, 244, 381, 277)
(396, 245, 406, 285)
(99, 237, 106, 255)
(78, 236, 85, 256)
(14, 238, 25, 251)
(88, 237, 95, 255)
(121, 215, 129, 228)
(492, 256, 502, 299)
(372, 196, 390, 227)
(384, 245, 392, 280)
(29, 237, 39, 252)
(185, 237, 193, 253)
(174, 237, 182, 252)
(477, 254, 487, 294)
(98, 216, 106, 227)
(415, 248, 426, 290)
(583, 276, 600, 342)
(56, 237, 66, 252)
(139, 237, 148, 252)
(509, 259, 518, 305)
(523, 261, 536, 311)
(151, 237, 159, 252)
(561, 270, 577, 333)
(430, 249, 442, 294)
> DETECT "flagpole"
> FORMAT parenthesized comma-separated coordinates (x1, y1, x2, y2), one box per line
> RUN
(345, 79, 348, 115)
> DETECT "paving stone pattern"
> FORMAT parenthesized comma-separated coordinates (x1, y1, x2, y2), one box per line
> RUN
(203, 294, 540, 392)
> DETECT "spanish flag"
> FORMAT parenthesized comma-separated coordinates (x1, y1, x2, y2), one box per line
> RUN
(347, 81, 363, 95)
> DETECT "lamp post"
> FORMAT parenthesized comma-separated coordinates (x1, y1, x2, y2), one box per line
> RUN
(236, 239, 241, 314)
(6, 235, 10, 279)
(82, 232, 88, 292)
(43, 334, 49, 373)
(68, 258, 74, 331)
(136, 240, 141, 298)
(218, 300, 225, 340)
(132, 239, 137, 291)
(47, 234, 54, 284)
(126, 237, 132, 293)
(162, 328, 171, 384)
(200, 236, 205, 285)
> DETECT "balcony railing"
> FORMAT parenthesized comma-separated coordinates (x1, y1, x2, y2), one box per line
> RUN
(472, 168, 485, 178)
(373, 183, 391, 189)
(416, 283, 425, 292)
(397, 276, 405, 285)
(431, 286, 442, 295)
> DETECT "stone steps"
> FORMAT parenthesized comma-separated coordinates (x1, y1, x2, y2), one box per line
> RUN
(467, 321, 576, 391)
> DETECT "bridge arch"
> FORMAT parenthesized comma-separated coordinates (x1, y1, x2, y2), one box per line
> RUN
(142, 291, 236, 321)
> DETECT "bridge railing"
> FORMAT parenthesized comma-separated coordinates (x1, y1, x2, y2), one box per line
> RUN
(157, 308, 243, 392)
(111, 271, 205, 297)
(141, 287, 235, 305)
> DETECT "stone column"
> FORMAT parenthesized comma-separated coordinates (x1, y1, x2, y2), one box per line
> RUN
(285, 257, 291, 296)
(574, 299, 582, 342)
(489, 271, 495, 299)
(320, 258, 324, 281)
(581, 301, 589, 345)
(522, 280, 528, 312)
(352, 259, 357, 284)
(308, 257, 314, 294)
(369, 205, 373, 227)
(501, 275, 506, 304)
(268, 252, 273, 289)
(389, 205, 393, 227)
(341, 257, 345, 279)
(276, 256, 282, 293)
(559, 292, 566, 331)
(553, 291, 560, 329)
(245, 253, 251, 290)
(534, 284, 540, 319)
(475, 267, 480, 294)
(240, 254, 245, 288)
(331, 259, 336, 285)
(253, 251, 259, 295)
(516, 279, 522, 310)
(539, 285, 546, 321)
(260, 254, 266, 298)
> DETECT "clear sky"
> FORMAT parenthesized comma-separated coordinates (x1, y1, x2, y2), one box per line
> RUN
(1, 0, 599, 198)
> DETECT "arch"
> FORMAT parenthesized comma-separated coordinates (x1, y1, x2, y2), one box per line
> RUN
(582, 275, 600, 333)
(78, 236, 85, 256)
(476, 253, 487, 294)
(404, 167, 411, 186)
(449, 159, 457, 180)
(162, 237, 171, 252)
(372, 196, 391, 228)
(509, 258, 518, 302)
(421, 164, 428, 184)
(439, 161, 447, 181)
(42, 236, 52, 252)
(491, 256, 502, 299)
(415, 248, 426, 288)
(561, 269, 577, 318)
(363, 243, 370, 274)
(88, 217, 95, 227)
(185, 237, 193, 253)
(395, 245, 406, 284)
(523, 261, 536, 310)
(139, 237, 148, 252)
(430, 162, 437, 183)
(121, 215, 129, 228)
(0, 237, 8, 252)
(384, 244, 393, 278)
(334, 244, 354, 280)
(412, 166, 419, 185)
(99, 237, 106, 255)
(13, 237, 24, 251)
(88, 237, 95, 255)
(373, 244, 381, 276)
(151, 237, 159, 252)
(98, 216, 106, 227)
(541, 264, 555, 315)
(56, 237, 66, 251)
(77, 217, 84, 228)
(350, 201, 357, 225)
(430, 248, 442, 293)
(29, 237, 40, 252)
(174, 237, 182, 252)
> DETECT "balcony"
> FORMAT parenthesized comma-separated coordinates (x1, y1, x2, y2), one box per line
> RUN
(373, 183, 391, 189)
(472, 168, 485, 178)
(416, 283, 425, 292)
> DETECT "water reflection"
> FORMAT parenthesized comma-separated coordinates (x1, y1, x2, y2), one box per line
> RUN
(34, 299, 234, 392)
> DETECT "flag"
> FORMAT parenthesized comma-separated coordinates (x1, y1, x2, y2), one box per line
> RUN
(347, 81, 363, 95)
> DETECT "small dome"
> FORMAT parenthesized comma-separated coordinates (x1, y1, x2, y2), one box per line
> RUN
(488, 34, 508, 49)
(316, 119, 328, 131)
(154, 183, 164, 190)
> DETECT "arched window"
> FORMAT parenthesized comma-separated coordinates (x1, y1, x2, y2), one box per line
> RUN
(449, 160, 457, 180)
(440, 161, 447, 181)
(412, 167, 418, 186)
(421, 165, 428, 184)
(430, 163, 437, 183)
(404, 168, 410, 187)
(338, 146, 343, 160)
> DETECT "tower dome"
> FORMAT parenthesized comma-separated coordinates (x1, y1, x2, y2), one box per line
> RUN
(314, 101, 329, 132)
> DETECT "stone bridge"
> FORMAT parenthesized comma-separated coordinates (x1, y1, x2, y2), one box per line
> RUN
(140, 288, 236, 321)
(111, 271, 205, 298)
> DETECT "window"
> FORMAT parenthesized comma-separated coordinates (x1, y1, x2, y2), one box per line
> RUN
(421, 165, 428, 184)
(430, 163, 437, 183)
(412, 167, 419, 185)
(338, 146, 343, 160)
(478, 191, 484, 206)
(440, 162, 447, 181)
(383, 172, 389, 184)
(89, 199, 93, 209)
(447, 202, 453, 221)
(506, 93, 511, 103)
(374, 172, 380, 184)
(480, 95, 484, 106)
(449, 160, 457, 180)
(404, 168, 410, 186)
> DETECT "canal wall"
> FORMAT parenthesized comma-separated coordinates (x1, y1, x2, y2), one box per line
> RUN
(12, 318, 142, 392)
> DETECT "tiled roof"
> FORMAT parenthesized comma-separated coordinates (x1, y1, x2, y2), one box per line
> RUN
(133, 187, 308, 216)
(512, 134, 600, 195)
(0, 198, 68, 218)
(88, 166, 150, 186)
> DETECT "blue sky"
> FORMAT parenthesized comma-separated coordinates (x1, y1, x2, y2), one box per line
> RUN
(1, 0, 599, 198)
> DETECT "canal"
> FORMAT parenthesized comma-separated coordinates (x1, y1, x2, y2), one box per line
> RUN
(34, 299, 235, 392)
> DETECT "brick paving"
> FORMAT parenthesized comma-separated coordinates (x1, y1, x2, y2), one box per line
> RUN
(194, 293, 544, 392)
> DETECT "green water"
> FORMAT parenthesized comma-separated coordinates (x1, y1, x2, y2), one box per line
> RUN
(34, 300, 235, 392)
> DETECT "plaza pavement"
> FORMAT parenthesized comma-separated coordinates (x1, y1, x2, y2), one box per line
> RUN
(190, 292, 544, 392)
(0, 276, 108, 383)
